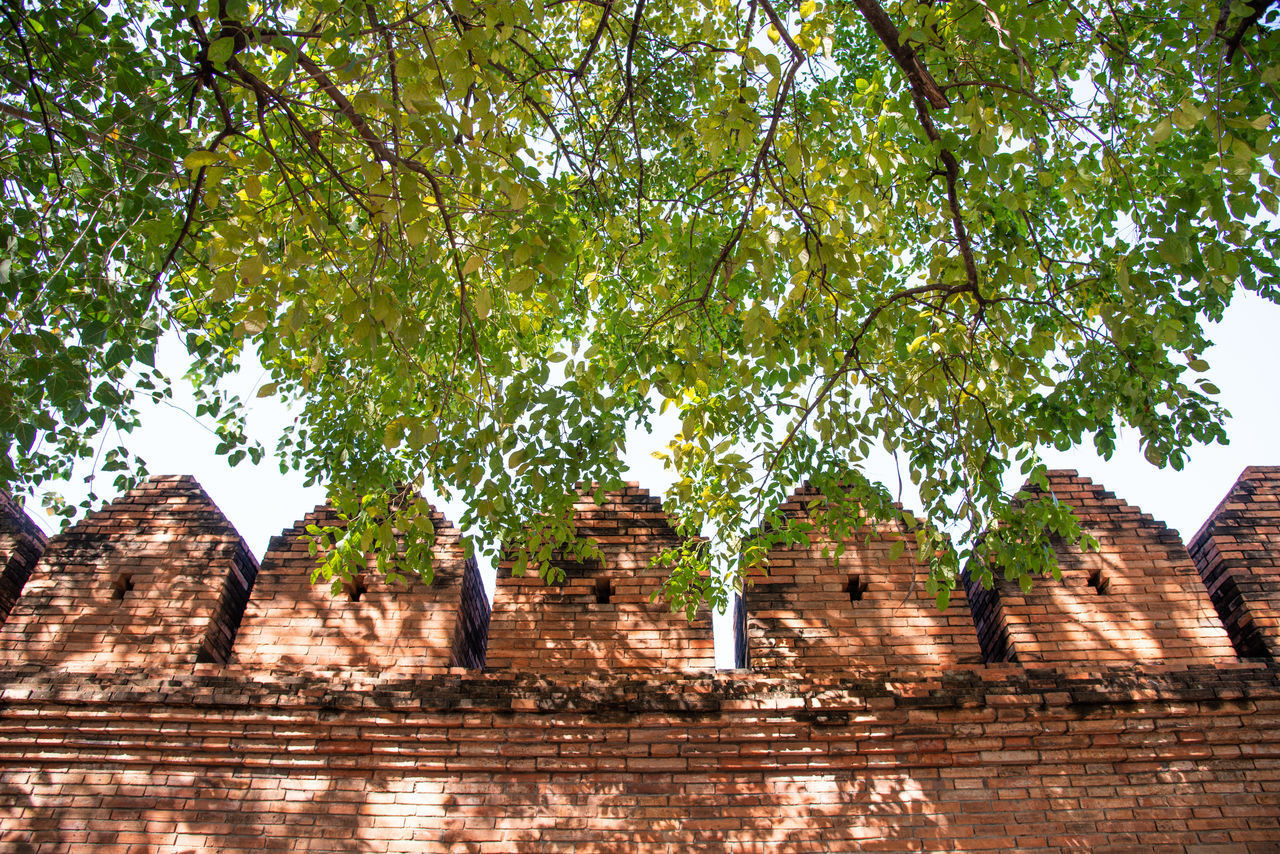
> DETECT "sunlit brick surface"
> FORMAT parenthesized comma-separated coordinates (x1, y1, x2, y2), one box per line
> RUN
(1, 667, 1278, 852)
(966, 470, 1236, 666)
(232, 503, 489, 674)
(0, 476, 256, 669)
(747, 485, 984, 670)
(2, 471, 1280, 851)
(485, 485, 715, 673)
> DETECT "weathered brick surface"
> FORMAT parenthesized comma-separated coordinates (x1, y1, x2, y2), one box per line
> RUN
(0, 476, 256, 669)
(0, 491, 46, 625)
(1, 472, 1279, 851)
(485, 485, 715, 673)
(965, 471, 1236, 666)
(232, 503, 489, 674)
(748, 486, 984, 671)
(0, 665, 1278, 852)
(1190, 466, 1280, 660)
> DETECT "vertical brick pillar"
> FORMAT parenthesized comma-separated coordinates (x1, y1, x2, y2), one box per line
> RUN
(0, 476, 257, 669)
(747, 485, 983, 670)
(232, 503, 490, 673)
(0, 491, 47, 624)
(485, 485, 715, 673)
(965, 470, 1235, 665)
(1189, 466, 1280, 660)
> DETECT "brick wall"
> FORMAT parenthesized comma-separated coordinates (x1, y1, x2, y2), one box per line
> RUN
(0, 665, 1277, 852)
(0, 492, 46, 625)
(485, 485, 715, 673)
(232, 502, 489, 674)
(1189, 466, 1280, 660)
(0, 470, 1279, 852)
(747, 485, 984, 671)
(965, 470, 1236, 666)
(0, 476, 256, 669)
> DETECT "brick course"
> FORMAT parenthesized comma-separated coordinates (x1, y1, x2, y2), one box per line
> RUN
(0, 665, 1277, 852)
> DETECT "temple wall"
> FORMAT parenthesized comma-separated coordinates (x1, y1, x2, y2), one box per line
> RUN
(1, 469, 1278, 852)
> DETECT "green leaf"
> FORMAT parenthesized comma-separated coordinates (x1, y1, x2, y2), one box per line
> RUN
(207, 37, 236, 66)
(509, 269, 537, 293)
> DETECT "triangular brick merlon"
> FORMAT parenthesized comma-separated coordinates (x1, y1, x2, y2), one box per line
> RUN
(964, 470, 1236, 666)
(1189, 466, 1280, 660)
(0, 475, 258, 670)
(231, 500, 490, 674)
(746, 484, 984, 672)
(0, 490, 47, 625)
(486, 483, 716, 673)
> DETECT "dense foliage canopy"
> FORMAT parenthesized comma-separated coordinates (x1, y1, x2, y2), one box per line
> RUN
(2, 0, 1278, 612)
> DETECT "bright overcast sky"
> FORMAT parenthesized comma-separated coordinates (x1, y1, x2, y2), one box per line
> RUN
(19, 291, 1280, 665)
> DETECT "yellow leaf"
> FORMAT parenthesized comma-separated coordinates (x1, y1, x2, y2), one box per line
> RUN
(462, 254, 483, 276)
(473, 288, 492, 319)
(182, 150, 220, 170)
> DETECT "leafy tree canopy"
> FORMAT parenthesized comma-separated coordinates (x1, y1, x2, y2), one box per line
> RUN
(2, 0, 1278, 613)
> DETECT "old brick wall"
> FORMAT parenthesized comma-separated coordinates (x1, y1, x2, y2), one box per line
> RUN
(485, 485, 715, 673)
(232, 502, 489, 674)
(747, 485, 984, 671)
(0, 492, 46, 625)
(0, 666, 1277, 852)
(1, 470, 1279, 852)
(965, 471, 1236, 666)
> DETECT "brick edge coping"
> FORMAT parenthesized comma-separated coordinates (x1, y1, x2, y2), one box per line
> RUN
(2, 662, 1276, 714)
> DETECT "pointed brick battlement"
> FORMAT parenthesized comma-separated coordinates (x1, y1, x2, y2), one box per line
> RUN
(0, 491, 46, 625)
(0, 476, 257, 669)
(965, 470, 1235, 666)
(485, 484, 715, 672)
(746, 485, 984, 671)
(231, 501, 490, 673)
(1189, 466, 1280, 660)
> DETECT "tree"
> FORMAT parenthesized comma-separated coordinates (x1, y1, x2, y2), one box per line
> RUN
(2, 0, 1278, 613)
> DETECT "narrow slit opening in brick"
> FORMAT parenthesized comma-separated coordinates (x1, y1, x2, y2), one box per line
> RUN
(595, 576, 612, 604)
(112, 572, 134, 601)
(1087, 568, 1110, 595)
(343, 575, 367, 602)
(846, 573, 867, 603)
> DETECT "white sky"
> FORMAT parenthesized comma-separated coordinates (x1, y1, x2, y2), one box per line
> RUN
(20, 291, 1280, 667)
